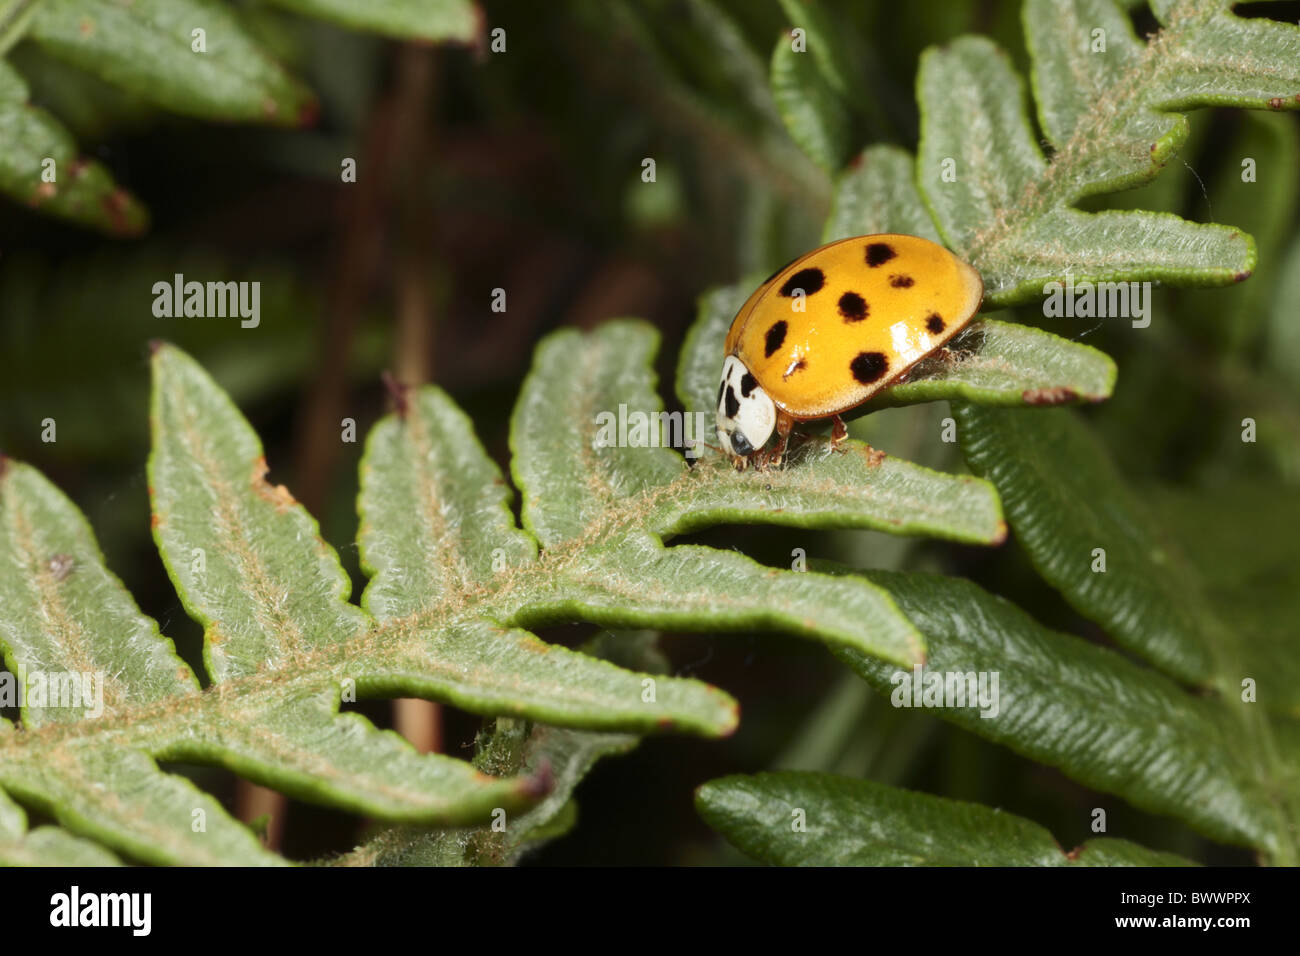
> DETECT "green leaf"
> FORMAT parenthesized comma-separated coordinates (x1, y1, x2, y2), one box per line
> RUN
(773, 0, 895, 141)
(0, 0, 43, 54)
(0, 459, 198, 728)
(350, 346, 735, 736)
(682, 0, 783, 128)
(29, 0, 317, 125)
(6, 41, 156, 141)
(337, 631, 660, 867)
(8, 743, 286, 865)
(157, 684, 550, 824)
(354, 618, 732, 736)
(770, 31, 850, 173)
(0, 454, 546, 862)
(955, 404, 1300, 713)
(340, 718, 634, 866)
(1, 336, 720, 863)
(521, 536, 926, 667)
(775, 0, 856, 103)
(822, 145, 941, 244)
(467, 717, 635, 864)
(262, 0, 480, 43)
(915, 0, 1300, 306)
(578, 0, 829, 212)
(358, 385, 536, 620)
(861, 319, 1116, 411)
(1023, 0, 1178, 195)
(832, 569, 1300, 859)
(0, 460, 287, 864)
(512, 321, 687, 550)
(0, 60, 146, 234)
(506, 321, 935, 665)
(149, 344, 371, 684)
(697, 772, 1196, 866)
(0, 787, 122, 866)
(655, 451, 1004, 545)
(512, 319, 946, 668)
(141, 335, 731, 737)
(1149, 0, 1300, 107)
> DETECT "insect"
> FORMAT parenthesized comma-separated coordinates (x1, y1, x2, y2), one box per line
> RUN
(715, 233, 983, 467)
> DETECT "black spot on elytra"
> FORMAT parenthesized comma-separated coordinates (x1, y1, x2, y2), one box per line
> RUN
(838, 292, 868, 321)
(764, 320, 787, 357)
(782, 358, 807, 380)
(740, 372, 757, 397)
(889, 274, 914, 288)
(865, 242, 896, 267)
(762, 257, 798, 285)
(779, 268, 825, 297)
(926, 313, 945, 334)
(850, 351, 889, 384)
(724, 386, 739, 418)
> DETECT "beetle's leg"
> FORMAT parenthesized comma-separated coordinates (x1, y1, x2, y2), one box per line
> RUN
(766, 434, 788, 469)
(753, 412, 792, 470)
(769, 411, 795, 468)
(830, 415, 848, 453)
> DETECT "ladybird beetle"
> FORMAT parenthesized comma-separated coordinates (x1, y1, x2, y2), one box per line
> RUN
(715, 233, 983, 467)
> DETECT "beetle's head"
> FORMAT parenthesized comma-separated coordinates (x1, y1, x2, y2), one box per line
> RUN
(715, 355, 776, 459)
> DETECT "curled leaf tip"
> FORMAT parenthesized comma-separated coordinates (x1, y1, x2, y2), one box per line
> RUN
(719, 699, 742, 737)
(101, 188, 144, 236)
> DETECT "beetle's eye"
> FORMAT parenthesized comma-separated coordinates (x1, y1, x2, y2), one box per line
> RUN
(729, 430, 754, 456)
